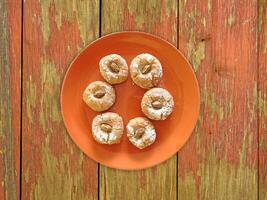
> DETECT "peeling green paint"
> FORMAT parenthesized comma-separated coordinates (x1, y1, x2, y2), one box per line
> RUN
(198, 127, 255, 199)
(201, 81, 233, 121)
(259, 132, 267, 149)
(172, 22, 177, 42)
(246, 84, 258, 120)
(202, 18, 206, 27)
(188, 38, 205, 72)
(217, 105, 224, 122)
(259, 91, 267, 117)
(41, 1, 98, 45)
(24, 1, 100, 200)
(209, 92, 224, 122)
(179, 0, 184, 17)
(24, 168, 29, 183)
(183, 8, 205, 72)
(202, 75, 209, 104)
(228, 97, 233, 116)
(264, 16, 267, 53)
(197, 109, 203, 124)
(0, 1, 17, 198)
(26, 76, 37, 124)
(166, 0, 175, 17)
(39, 57, 62, 132)
(0, 108, 3, 138)
(209, 92, 216, 116)
(208, 0, 212, 13)
(136, 15, 145, 26)
(127, 0, 176, 28)
(199, 149, 256, 199)
(40, 1, 51, 44)
(178, 171, 197, 200)
(100, 156, 177, 200)
(258, 0, 267, 53)
(30, 139, 92, 200)
(75, 1, 99, 44)
(227, 0, 236, 27)
(179, 124, 257, 199)
(259, 132, 266, 147)
(128, 0, 156, 26)
(67, 45, 71, 52)
(259, 179, 267, 200)
(127, 0, 143, 24)
(55, 12, 62, 30)
(252, 83, 258, 119)
(54, 1, 74, 23)
(259, 0, 264, 33)
(227, 11, 235, 27)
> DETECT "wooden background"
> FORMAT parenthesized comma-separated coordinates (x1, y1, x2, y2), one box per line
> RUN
(0, 0, 266, 199)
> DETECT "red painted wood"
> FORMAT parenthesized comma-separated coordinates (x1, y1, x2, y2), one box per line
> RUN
(0, 0, 21, 199)
(22, 1, 99, 199)
(0, 0, 262, 198)
(178, 0, 258, 199)
(259, 0, 267, 199)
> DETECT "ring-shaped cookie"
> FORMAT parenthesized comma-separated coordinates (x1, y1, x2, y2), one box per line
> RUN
(130, 53, 163, 89)
(141, 88, 174, 120)
(92, 112, 124, 144)
(99, 54, 128, 84)
(126, 117, 156, 149)
(83, 81, 115, 112)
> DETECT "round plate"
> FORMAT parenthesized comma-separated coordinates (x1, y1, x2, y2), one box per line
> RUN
(61, 32, 200, 170)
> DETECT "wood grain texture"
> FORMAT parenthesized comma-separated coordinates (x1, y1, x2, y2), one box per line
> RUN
(259, 0, 267, 199)
(22, 1, 99, 199)
(0, 0, 21, 199)
(178, 0, 258, 199)
(100, 0, 177, 199)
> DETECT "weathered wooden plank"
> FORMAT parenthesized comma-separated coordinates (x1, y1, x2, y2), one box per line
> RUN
(0, 0, 21, 199)
(259, 0, 267, 199)
(100, 1, 177, 199)
(22, 1, 99, 199)
(178, 0, 258, 199)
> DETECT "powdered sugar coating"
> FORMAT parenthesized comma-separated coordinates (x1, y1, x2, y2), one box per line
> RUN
(83, 81, 115, 112)
(141, 88, 174, 120)
(92, 112, 124, 144)
(99, 54, 128, 84)
(130, 53, 163, 89)
(126, 117, 156, 149)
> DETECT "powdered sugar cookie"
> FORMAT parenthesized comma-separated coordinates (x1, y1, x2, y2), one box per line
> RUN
(99, 54, 128, 84)
(141, 88, 174, 120)
(92, 112, 124, 144)
(130, 53, 162, 89)
(126, 117, 156, 149)
(83, 81, 115, 112)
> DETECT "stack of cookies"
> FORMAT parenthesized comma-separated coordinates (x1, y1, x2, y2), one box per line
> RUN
(83, 53, 174, 149)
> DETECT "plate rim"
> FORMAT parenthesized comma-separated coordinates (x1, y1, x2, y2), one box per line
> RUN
(60, 31, 200, 170)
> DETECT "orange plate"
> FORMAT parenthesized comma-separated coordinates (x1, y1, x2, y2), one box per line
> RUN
(61, 32, 200, 170)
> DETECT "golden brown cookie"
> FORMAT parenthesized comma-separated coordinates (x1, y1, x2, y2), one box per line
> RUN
(130, 53, 163, 89)
(83, 81, 115, 112)
(99, 54, 128, 84)
(92, 112, 124, 144)
(126, 117, 156, 149)
(141, 88, 174, 120)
